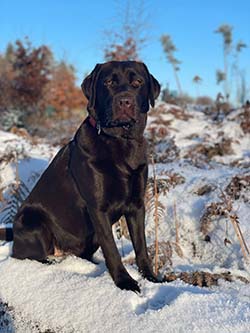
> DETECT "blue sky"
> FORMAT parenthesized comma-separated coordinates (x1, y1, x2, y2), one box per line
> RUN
(1, 0, 250, 99)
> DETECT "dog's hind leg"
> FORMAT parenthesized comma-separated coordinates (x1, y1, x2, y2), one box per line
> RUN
(80, 233, 99, 262)
(12, 205, 54, 262)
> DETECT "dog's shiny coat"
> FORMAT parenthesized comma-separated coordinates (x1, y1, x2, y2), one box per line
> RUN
(8, 61, 161, 292)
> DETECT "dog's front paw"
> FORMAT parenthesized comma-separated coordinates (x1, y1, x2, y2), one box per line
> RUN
(145, 273, 161, 283)
(140, 266, 162, 283)
(116, 276, 140, 293)
(148, 274, 169, 284)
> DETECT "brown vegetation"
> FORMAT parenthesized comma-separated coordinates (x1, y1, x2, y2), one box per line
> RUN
(225, 173, 250, 202)
(43, 61, 87, 117)
(164, 271, 249, 287)
(184, 137, 234, 167)
(195, 96, 214, 106)
(104, 37, 139, 61)
(240, 106, 250, 134)
(0, 38, 87, 130)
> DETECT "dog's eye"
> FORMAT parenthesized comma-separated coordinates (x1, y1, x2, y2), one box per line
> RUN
(131, 79, 143, 88)
(104, 79, 114, 87)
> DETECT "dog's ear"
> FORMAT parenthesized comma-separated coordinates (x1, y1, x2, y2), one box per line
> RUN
(141, 63, 161, 111)
(148, 74, 161, 108)
(81, 64, 102, 113)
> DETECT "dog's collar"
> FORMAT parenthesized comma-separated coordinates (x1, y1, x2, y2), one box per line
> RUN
(87, 116, 101, 135)
(87, 116, 133, 136)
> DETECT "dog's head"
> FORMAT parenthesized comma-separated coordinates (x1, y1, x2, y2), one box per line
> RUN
(81, 61, 160, 136)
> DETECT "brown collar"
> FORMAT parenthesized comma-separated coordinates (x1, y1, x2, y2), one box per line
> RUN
(87, 116, 101, 134)
(88, 115, 96, 128)
(87, 115, 134, 137)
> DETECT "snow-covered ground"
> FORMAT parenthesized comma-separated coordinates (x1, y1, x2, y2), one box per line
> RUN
(0, 103, 250, 332)
(1, 255, 250, 333)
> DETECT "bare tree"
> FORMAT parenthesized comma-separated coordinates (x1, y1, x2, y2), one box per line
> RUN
(215, 24, 233, 101)
(238, 70, 247, 105)
(216, 70, 226, 85)
(103, 0, 149, 61)
(232, 41, 247, 104)
(161, 34, 182, 95)
(192, 75, 202, 97)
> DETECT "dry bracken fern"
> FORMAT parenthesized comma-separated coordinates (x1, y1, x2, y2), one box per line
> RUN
(164, 271, 249, 287)
(0, 180, 30, 224)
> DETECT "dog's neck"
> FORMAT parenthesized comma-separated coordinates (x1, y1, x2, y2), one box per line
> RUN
(81, 116, 147, 169)
(86, 115, 146, 140)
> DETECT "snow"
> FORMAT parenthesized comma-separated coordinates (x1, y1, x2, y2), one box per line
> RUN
(1, 255, 250, 333)
(0, 103, 250, 332)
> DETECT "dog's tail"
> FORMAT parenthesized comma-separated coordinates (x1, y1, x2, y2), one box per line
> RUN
(0, 227, 13, 241)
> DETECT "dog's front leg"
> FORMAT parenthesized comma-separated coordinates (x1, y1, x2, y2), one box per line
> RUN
(88, 209, 140, 293)
(125, 205, 159, 283)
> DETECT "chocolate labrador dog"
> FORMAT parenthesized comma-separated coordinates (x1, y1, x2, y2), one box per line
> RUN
(0, 61, 161, 292)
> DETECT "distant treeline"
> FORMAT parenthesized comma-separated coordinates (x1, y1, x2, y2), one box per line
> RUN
(0, 37, 87, 123)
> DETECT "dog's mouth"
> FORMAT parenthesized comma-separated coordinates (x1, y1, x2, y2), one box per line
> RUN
(107, 94, 138, 129)
(105, 117, 137, 129)
(99, 103, 139, 129)
(96, 93, 140, 131)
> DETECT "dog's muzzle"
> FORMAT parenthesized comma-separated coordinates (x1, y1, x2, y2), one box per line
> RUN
(112, 93, 137, 124)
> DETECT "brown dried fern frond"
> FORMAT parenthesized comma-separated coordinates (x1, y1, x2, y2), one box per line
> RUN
(114, 216, 129, 240)
(200, 201, 227, 236)
(147, 241, 173, 270)
(145, 182, 166, 218)
(225, 173, 250, 202)
(173, 200, 184, 258)
(0, 144, 28, 165)
(1, 180, 30, 224)
(0, 188, 4, 202)
(164, 271, 249, 287)
(200, 190, 250, 262)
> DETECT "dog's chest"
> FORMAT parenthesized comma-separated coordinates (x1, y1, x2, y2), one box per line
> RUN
(108, 137, 147, 171)
(88, 139, 147, 210)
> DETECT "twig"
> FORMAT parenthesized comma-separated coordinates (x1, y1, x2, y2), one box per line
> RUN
(220, 189, 249, 261)
(15, 154, 20, 189)
(151, 155, 159, 275)
(173, 200, 184, 258)
(173, 200, 179, 245)
(230, 214, 249, 261)
(236, 220, 250, 255)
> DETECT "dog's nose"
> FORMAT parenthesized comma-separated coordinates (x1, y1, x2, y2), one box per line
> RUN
(112, 94, 136, 123)
(118, 97, 134, 109)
